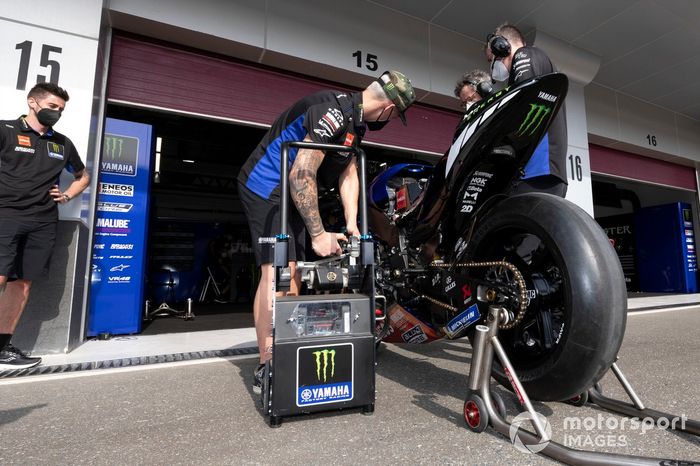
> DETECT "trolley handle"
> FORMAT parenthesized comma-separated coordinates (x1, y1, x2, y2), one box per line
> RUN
(276, 142, 372, 286)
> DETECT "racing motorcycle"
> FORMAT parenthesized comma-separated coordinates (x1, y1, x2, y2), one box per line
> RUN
(301, 73, 627, 402)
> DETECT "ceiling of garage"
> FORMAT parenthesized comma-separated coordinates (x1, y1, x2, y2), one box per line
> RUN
(368, 0, 700, 121)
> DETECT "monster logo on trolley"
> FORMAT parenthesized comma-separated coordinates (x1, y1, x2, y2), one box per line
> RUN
(296, 343, 353, 407)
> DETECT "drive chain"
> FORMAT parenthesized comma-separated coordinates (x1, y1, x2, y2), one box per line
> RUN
(424, 260, 528, 330)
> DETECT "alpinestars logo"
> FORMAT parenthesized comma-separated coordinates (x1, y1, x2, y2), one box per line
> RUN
(313, 349, 336, 382)
(517, 104, 552, 137)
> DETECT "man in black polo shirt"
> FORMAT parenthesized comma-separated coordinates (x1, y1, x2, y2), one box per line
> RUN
(0, 82, 90, 369)
(237, 70, 416, 394)
(485, 22, 568, 197)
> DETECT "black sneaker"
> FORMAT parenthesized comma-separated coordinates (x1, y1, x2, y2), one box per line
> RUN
(252, 363, 265, 395)
(0, 344, 42, 370)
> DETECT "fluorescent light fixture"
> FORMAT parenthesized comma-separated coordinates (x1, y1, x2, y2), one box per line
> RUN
(182, 159, 195, 164)
(156, 136, 162, 152)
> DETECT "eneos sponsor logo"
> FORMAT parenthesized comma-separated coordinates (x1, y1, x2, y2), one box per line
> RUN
(99, 183, 134, 197)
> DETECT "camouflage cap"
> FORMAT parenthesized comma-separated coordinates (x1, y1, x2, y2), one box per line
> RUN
(378, 70, 416, 125)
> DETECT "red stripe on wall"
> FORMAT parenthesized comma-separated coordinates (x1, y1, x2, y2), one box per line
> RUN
(589, 144, 696, 191)
(108, 35, 460, 155)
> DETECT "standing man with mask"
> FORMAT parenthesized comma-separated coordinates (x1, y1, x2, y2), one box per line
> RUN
(0, 83, 90, 369)
(486, 23, 568, 197)
(237, 71, 416, 395)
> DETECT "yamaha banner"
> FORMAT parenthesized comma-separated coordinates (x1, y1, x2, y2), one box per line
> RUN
(87, 118, 152, 336)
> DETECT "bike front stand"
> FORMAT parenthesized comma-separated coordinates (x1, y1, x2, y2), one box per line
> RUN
(465, 305, 699, 466)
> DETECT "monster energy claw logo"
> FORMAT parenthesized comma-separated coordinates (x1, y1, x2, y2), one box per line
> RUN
(312, 349, 336, 382)
(101, 134, 138, 176)
(104, 136, 124, 160)
(517, 103, 551, 137)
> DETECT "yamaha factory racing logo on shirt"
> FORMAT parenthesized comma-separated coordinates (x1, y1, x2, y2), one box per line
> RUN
(101, 134, 139, 176)
(296, 343, 353, 407)
(47, 142, 65, 160)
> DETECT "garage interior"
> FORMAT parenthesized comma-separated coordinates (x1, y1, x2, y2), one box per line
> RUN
(105, 103, 436, 335)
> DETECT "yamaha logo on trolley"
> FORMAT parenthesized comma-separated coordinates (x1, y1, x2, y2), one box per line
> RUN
(296, 342, 354, 407)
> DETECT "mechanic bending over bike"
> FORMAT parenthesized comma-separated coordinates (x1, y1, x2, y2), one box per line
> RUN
(486, 22, 569, 197)
(237, 71, 416, 395)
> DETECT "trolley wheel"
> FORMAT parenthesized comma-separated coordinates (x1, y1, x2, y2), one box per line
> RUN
(269, 415, 282, 428)
(463, 394, 489, 433)
(566, 390, 589, 407)
(491, 391, 508, 419)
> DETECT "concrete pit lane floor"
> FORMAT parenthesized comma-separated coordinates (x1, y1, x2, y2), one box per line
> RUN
(0, 306, 698, 465)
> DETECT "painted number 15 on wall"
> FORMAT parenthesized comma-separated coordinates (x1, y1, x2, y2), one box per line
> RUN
(14, 40, 63, 90)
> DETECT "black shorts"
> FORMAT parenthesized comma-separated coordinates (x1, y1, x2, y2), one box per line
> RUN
(0, 217, 57, 280)
(238, 182, 306, 267)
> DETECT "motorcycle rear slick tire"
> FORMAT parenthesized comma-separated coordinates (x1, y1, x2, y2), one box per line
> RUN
(465, 193, 627, 401)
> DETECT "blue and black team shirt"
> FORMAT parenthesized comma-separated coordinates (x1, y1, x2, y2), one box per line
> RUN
(510, 46, 568, 183)
(0, 116, 85, 222)
(238, 90, 364, 200)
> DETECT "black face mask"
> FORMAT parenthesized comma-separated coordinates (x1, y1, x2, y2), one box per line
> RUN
(366, 106, 393, 131)
(36, 107, 62, 127)
(366, 120, 389, 131)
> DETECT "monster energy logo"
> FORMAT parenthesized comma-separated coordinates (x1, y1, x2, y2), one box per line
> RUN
(101, 134, 138, 176)
(312, 349, 336, 382)
(517, 103, 551, 137)
(104, 136, 124, 160)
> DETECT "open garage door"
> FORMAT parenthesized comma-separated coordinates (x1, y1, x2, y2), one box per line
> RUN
(107, 34, 460, 156)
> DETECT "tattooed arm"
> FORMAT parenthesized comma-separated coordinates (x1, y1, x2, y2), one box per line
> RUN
(289, 136, 347, 256)
(338, 156, 359, 237)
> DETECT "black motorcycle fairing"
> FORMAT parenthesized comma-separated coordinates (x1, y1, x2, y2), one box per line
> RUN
(408, 73, 568, 257)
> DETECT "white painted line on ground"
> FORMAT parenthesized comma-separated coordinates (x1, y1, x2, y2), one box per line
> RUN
(628, 305, 699, 316)
(0, 353, 258, 386)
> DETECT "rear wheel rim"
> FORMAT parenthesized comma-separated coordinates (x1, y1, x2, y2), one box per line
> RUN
(473, 228, 569, 369)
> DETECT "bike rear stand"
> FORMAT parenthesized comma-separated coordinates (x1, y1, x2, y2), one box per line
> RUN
(465, 305, 699, 465)
(144, 298, 195, 321)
